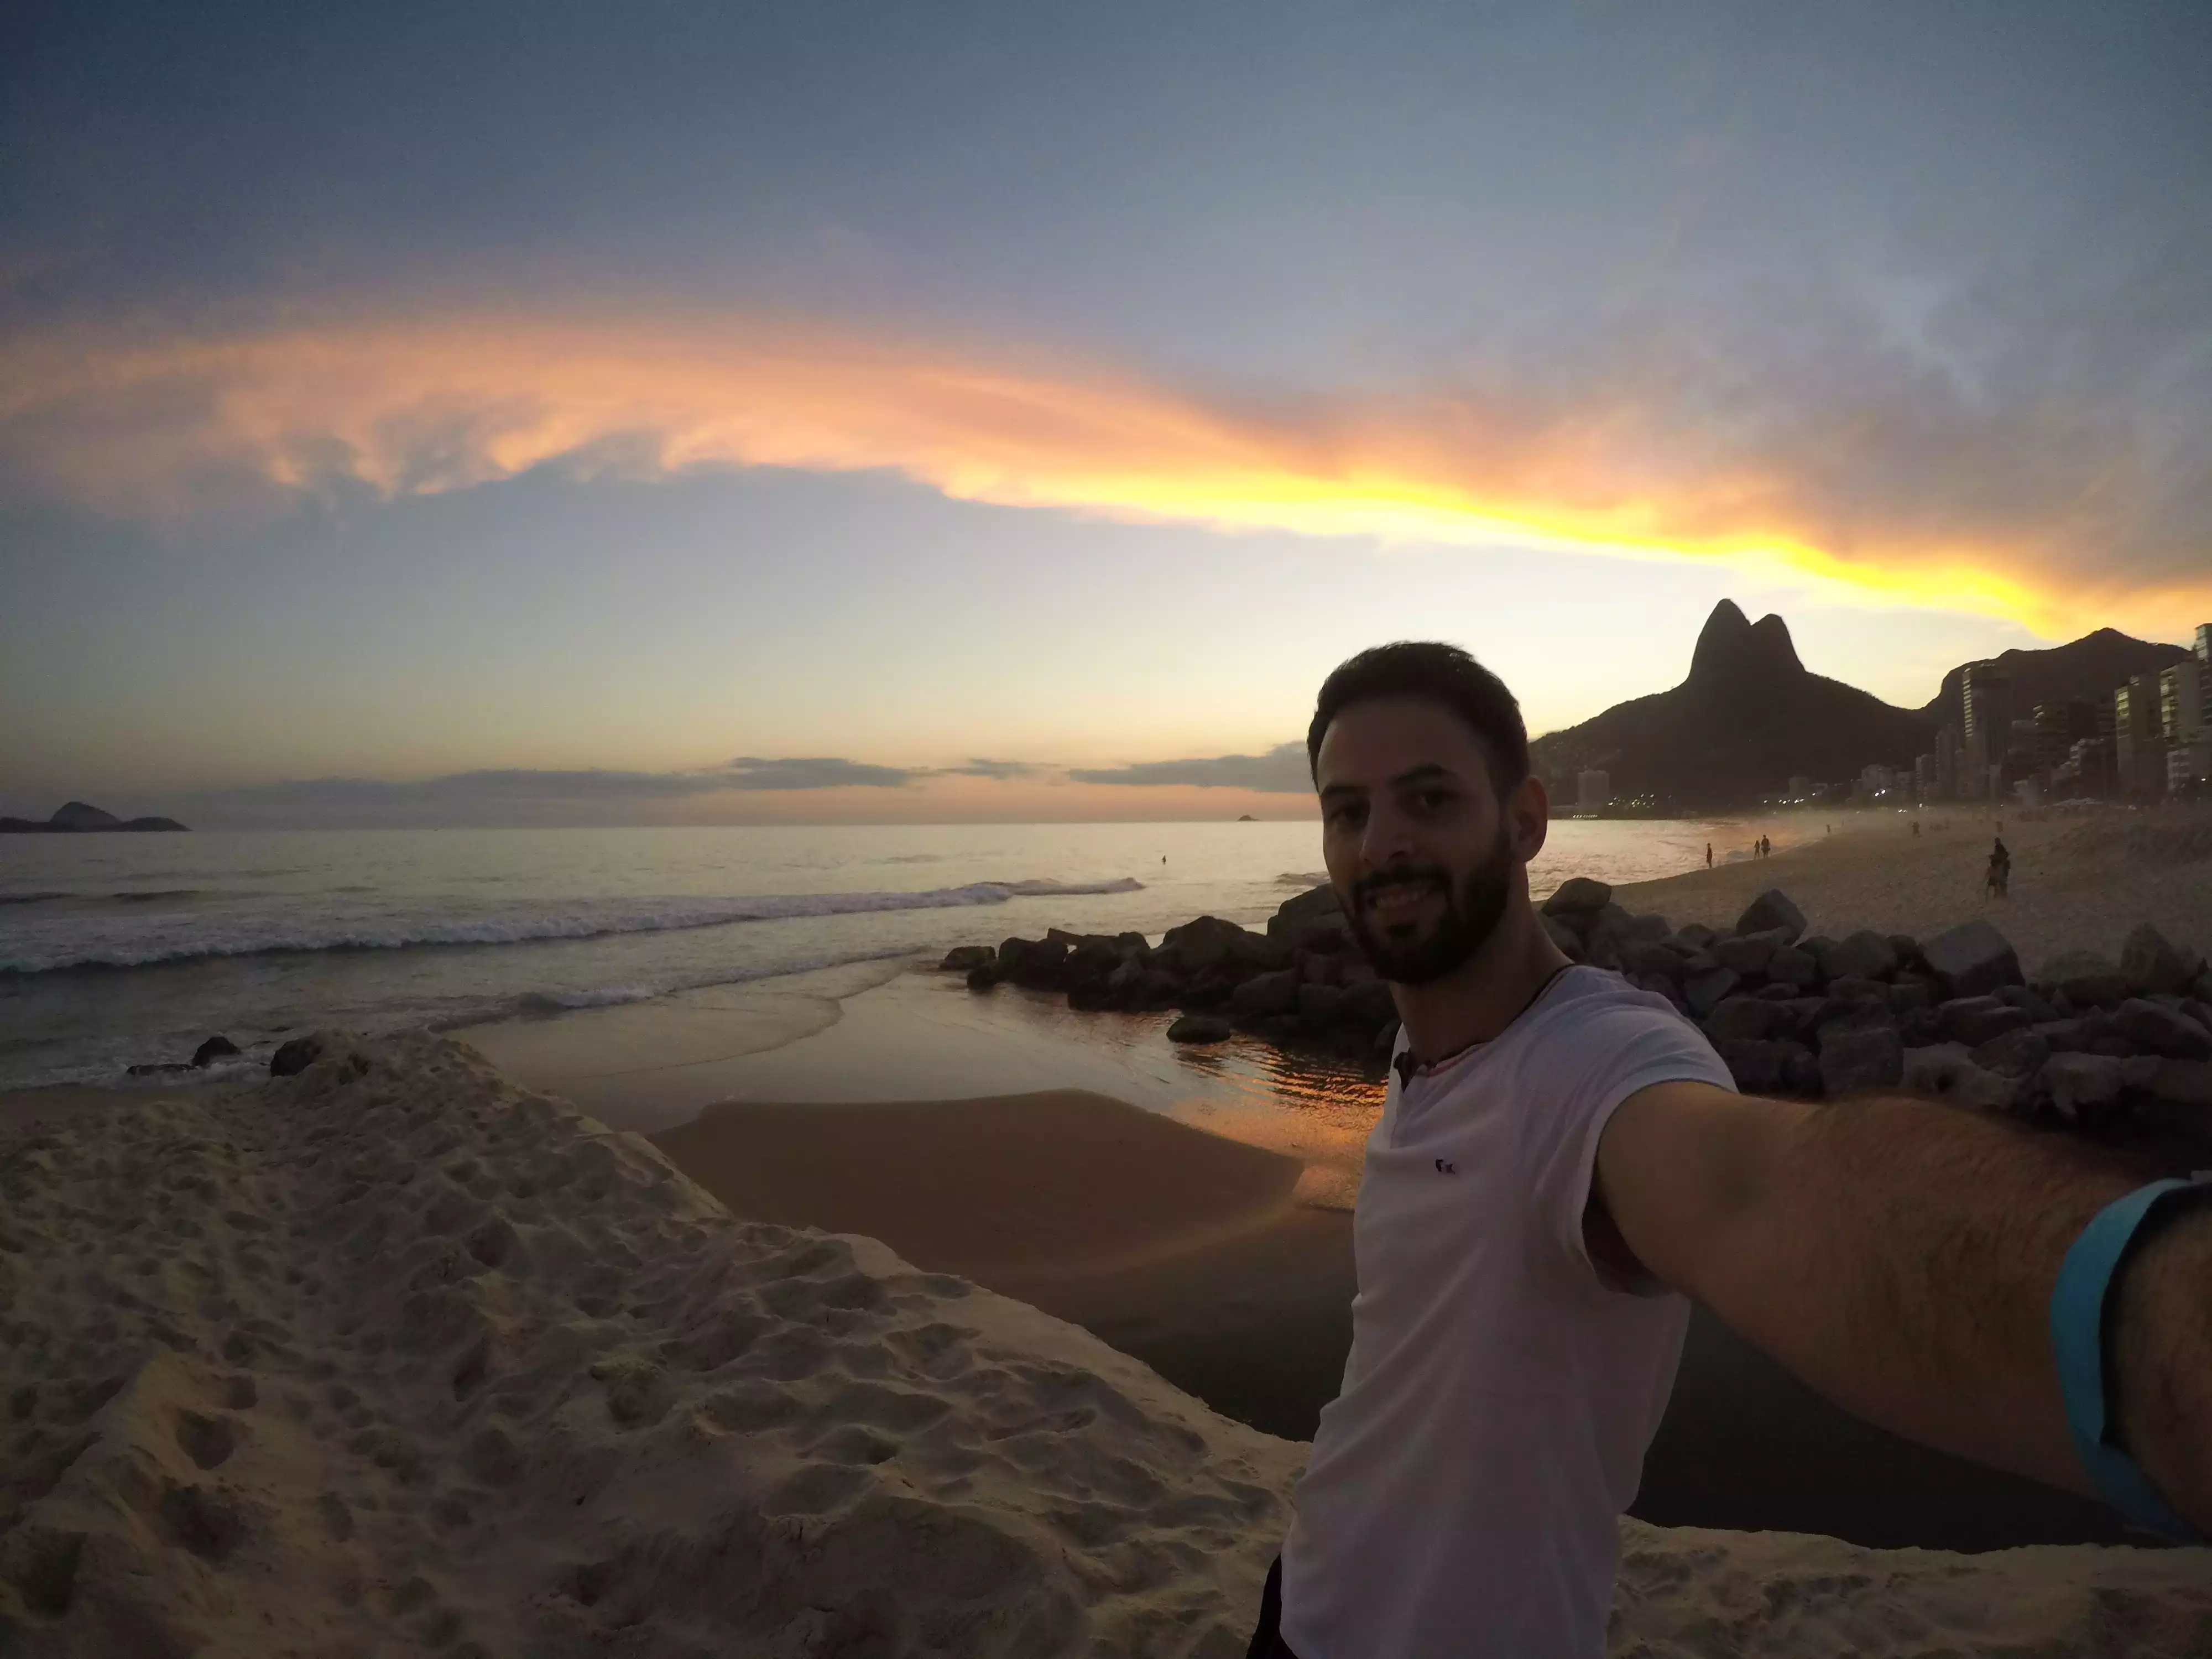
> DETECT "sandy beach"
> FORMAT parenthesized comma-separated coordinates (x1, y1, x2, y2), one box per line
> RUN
(1616, 804, 2212, 973)
(5, 1029, 2209, 1655)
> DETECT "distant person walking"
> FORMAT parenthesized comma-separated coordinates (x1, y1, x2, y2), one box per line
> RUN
(1704, 842, 1712, 868)
(1985, 836, 2011, 899)
(1253, 640, 2210, 1659)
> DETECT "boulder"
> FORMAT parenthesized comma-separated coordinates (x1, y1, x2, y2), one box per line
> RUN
(1705, 996, 1781, 1044)
(1230, 971, 1299, 1022)
(1818, 1023, 1903, 1095)
(1902, 1044, 2019, 1113)
(1165, 1014, 1232, 1044)
(1713, 928, 1788, 977)
(998, 936, 1071, 988)
(1543, 876, 1613, 915)
(1296, 983, 1348, 1027)
(2145, 1059, 2212, 1110)
(1542, 916, 1584, 959)
(965, 966, 998, 992)
(1266, 883, 1345, 943)
(1766, 946, 1819, 990)
(1783, 1050, 1825, 1097)
(1340, 978, 1398, 1032)
(1683, 967, 1741, 1018)
(2033, 1018, 2088, 1053)
(2036, 950, 2126, 1007)
(940, 945, 995, 973)
(1163, 915, 1273, 977)
(1919, 920, 2023, 1000)
(1827, 930, 1899, 982)
(1937, 996, 2032, 1047)
(1825, 975, 1891, 1005)
(1887, 935, 1923, 968)
(1619, 941, 1687, 980)
(2120, 922, 2202, 997)
(1734, 889, 1807, 944)
(191, 1035, 241, 1067)
(1673, 923, 1718, 951)
(2113, 999, 2212, 1061)
(269, 1036, 324, 1078)
(1970, 1025, 2052, 1079)
(2040, 1053, 2126, 1127)
(1887, 978, 1934, 1016)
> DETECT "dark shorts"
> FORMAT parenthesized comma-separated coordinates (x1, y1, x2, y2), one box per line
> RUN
(1246, 1556, 1302, 1658)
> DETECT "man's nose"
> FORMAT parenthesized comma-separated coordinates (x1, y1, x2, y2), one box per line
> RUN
(1359, 802, 1420, 869)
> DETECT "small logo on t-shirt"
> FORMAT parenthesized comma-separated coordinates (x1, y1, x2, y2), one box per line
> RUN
(1433, 1158, 1458, 1175)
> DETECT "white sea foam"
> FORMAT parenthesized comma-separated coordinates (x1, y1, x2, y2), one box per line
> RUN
(1, 878, 1147, 974)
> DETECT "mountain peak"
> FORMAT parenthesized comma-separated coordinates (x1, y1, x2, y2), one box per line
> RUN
(1689, 601, 1802, 687)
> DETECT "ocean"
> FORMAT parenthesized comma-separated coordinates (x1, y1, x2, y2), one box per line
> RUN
(0, 816, 1809, 1090)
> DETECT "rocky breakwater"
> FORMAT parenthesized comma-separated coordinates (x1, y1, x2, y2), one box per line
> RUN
(947, 880, 2212, 1152)
(947, 884, 1400, 1063)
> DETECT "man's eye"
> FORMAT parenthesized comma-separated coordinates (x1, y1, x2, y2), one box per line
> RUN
(1415, 790, 1453, 811)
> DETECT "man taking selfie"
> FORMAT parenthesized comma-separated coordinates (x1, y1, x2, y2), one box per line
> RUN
(1249, 641, 2210, 1659)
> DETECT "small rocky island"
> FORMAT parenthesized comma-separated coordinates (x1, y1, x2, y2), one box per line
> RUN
(948, 879, 2212, 1160)
(0, 800, 188, 833)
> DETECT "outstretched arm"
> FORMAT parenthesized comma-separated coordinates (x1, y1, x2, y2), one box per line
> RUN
(1594, 1081, 2212, 1531)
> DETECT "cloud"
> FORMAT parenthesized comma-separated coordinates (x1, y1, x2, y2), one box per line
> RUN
(938, 758, 1040, 779)
(723, 756, 914, 790)
(1070, 742, 1312, 793)
(2, 291, 2206, 637)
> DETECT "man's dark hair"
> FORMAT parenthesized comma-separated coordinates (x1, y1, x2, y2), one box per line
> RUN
(1306, 641, 1530, 797)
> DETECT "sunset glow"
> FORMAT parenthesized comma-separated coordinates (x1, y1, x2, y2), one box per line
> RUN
(4, 311, 2196, 640)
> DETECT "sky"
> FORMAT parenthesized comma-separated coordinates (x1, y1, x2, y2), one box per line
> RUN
(3, 1, 2208, 826)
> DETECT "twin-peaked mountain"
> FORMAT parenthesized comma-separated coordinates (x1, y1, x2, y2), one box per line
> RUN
(1528, 601, 2187, 810)
(0, 801, 189, 833)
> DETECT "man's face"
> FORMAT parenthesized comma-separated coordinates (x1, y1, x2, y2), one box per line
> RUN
(1314, 697, 1540, 984)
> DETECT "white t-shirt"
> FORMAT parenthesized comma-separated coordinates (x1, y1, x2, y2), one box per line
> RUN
(1279, 966, 1735, 1659)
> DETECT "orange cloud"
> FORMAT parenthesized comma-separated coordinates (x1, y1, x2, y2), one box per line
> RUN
(2, 307, 2203, 637)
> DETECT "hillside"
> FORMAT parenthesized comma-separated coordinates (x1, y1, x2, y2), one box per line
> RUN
(0, 800, 189, 832)
(1917, 628, 2189, 730)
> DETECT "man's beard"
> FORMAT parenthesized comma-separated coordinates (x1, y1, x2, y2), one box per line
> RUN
(1345, 826, 1515, 986)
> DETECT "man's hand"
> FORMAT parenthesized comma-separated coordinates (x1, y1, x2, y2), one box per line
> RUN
(1593, 1079, 2210, 1531)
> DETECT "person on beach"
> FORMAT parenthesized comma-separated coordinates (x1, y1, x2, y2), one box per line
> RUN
(1986, 835, 2012, 899)
(1705, 842, 1712, 868)
(1251, 640, 2211, 1659)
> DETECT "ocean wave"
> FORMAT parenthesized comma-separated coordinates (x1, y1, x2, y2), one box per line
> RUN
(1274, 872, 1330, 886)
(0, 892, 72, 905)
(514, 984, 659, 1014)
(0, 878, 1146, 975)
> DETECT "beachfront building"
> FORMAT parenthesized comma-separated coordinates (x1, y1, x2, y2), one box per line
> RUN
(1858, 763, 1897, 799)
(2055, 735, 2116, 799)
(2162, 659, 2204, 744)
(1913, 753, 1937, 799)
(1575, 769, 1611, 812)
(2115, 674, 2167, 799)
(1933, 724, 1960, 799)
(1961, 662, 2013, 792)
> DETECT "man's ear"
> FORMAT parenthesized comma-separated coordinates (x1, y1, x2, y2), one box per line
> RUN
(1510, 773, 1550, 862)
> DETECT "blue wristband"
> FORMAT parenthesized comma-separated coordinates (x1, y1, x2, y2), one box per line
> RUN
(2050, 1177, 2209, 1544)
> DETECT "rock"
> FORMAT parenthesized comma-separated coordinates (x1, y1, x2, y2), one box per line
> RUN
(1818, 1023, 1903, 1095)
(126, 1061, 194, 1076)
(1886, 935, 1923, 968)
(1797, 937, 1839, 977)
(1734, 889, 1806, 945)
(1825, 975, 1891, 1005)
(191, 1035, 241, 1067)
(1902, 1044, 2020, 1112)
(1622, 914, 1673, 945)
(2195, 971, 2212, 1005)
(1340, 978, 1397, 1032)
(1296, 983, 1347, 1027)
(2037, 950, 2123, 1005)
(1828, 930, 1899, 982)
(1713, 929, 1788, 977)
(1683, 967, 1741, 1018)
(2033, 1018, 2088, 1053)
(1971, 1025, 2052, 1079)
(998, 936, 1071, 988)
(1542, 916, 1584, 959)
(1266, 883, 1343, 942)
(2041, 1053, 2126, 1126)
(964, 966, 998, 991)
(1162, 916, 1272, 977)
(1887, 978, 1933, 1015)
(1165, 1014, 1232, 1044)
(1673, 923, 1718, 951)
(2113, 999, 2212, 1061)
(1704, 996, 1781, 1044)
(1230, 971, 1298, 1022)
(2145, 1059, 2212, 1109)
(940, 945, 995, 973)
(1919, 920, 2023, 1000)
(1766, 946, 1819, 989)
(1938, 996, 2032, 1047)
(1619, 941, 1686, 980)
(1543, 877, 1613, 915)
(2120, 922, 2202, 997)
(269, 1036, 324, 1078)
(1717, 1037, 1795, 1094)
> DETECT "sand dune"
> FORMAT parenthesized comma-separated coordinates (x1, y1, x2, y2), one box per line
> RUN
(3, 1031, 2208, 1656)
